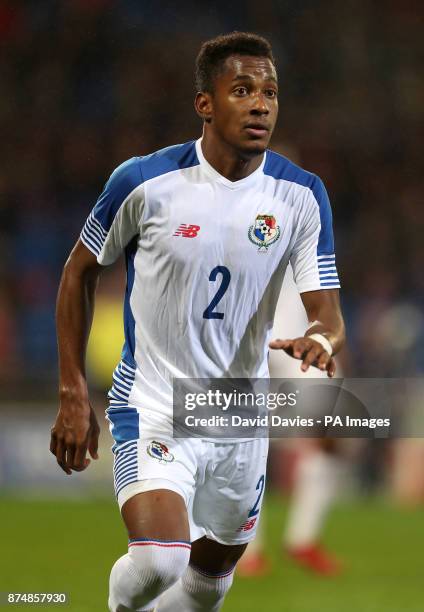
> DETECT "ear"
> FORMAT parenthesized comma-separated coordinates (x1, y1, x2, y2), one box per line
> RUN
(194, 91, 213, 123)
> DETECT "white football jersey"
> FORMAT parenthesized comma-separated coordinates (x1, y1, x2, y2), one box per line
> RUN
(81, 139, 340, 443)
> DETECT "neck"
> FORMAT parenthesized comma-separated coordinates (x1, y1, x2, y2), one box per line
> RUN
(200, 126, 264, 182)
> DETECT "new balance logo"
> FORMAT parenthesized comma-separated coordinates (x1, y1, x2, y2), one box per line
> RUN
(173, 224, 200, 238)
(236, 518, 257, 532)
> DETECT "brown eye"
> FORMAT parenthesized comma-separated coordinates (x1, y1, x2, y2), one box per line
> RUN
(234, 87, 248, 96)
(265, 89, 277, 98)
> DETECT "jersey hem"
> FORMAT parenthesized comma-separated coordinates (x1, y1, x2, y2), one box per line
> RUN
(298, 283, 341, 293)
(80, 232, 105, 263)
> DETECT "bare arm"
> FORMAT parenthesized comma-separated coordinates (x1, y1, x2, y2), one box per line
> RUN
(269, 289, 345, 377)
(50, 240, 104, 474)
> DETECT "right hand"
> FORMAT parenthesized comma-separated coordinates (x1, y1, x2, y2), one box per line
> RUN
(50, 393, 100, 475)
(269, 336, 337, 377)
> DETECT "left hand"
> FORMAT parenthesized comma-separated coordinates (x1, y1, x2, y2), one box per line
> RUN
(269, 337, 336, 378)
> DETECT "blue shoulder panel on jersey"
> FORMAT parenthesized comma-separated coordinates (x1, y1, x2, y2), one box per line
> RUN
(264, 150, 335, 255)
(93, 157, 143, 231)
(264, 150, 316, 189)
(138, 140, 199, 182)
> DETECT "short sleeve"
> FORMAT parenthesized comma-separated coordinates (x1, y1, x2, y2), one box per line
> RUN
(290, 175, 340, 292)
(80, 157, 144, 265)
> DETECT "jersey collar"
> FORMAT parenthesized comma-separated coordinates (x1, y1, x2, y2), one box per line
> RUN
(195, 138, 266, 190)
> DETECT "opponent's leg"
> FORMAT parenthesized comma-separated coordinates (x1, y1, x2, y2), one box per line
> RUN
(109, 489, 191, 612)
(284, 443, 343, 574)
(156, 537, 246, 611)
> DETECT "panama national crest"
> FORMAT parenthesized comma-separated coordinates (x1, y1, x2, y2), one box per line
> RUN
(147, 441, 174, 463)
(248, 214, 281, 252)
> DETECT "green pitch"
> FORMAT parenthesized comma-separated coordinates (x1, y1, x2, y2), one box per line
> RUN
(0, 494, 422, 611)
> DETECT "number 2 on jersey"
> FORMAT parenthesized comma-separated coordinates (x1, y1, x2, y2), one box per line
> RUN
(203, 266, 231, 320)
(248, 474, 265, 518)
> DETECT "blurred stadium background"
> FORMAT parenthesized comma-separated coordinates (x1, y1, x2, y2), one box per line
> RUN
(0, 1, 423, 610)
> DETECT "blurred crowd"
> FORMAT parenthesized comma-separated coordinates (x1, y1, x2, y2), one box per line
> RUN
(0, 0, 422, 389)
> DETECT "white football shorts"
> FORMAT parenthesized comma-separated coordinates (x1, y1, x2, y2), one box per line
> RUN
(112, 422, 268, 546)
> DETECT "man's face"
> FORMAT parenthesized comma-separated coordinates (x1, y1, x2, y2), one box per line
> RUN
(208, 55, 278, 156)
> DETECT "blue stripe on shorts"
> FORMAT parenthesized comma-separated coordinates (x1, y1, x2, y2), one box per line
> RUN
(113, 440, 139, 497)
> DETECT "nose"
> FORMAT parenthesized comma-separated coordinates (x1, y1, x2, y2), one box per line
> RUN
(250, 92, 269, 115)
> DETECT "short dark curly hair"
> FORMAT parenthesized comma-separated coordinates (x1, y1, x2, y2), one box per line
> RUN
(195, 31, 275, 93)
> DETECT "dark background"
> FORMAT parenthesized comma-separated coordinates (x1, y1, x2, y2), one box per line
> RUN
(0, 0, 423, 391)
